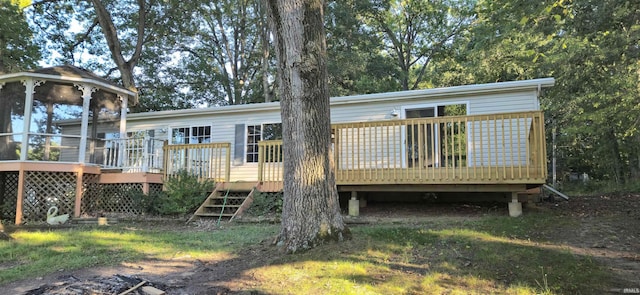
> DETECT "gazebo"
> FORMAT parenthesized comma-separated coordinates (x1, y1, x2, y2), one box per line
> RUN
(0, 65, 136, 224)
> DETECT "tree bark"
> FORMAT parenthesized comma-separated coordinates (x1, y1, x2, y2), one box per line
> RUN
(266, 0, 349, 253)
(606, 128, 625, 184)
(90, 0, 145, 93)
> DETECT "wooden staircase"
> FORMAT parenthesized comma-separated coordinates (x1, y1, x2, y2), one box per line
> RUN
(187, 182, 258, 223)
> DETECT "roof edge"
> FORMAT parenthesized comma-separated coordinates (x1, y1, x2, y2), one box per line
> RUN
(0, 71, 137, 99)
(126, 78, 554, 121)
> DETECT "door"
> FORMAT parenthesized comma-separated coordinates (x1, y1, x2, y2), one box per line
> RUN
(404, 107, 442, 168)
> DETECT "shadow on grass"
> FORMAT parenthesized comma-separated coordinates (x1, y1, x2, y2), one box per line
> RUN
(169, 215, 613, 294)
(0, 215, 616, 294)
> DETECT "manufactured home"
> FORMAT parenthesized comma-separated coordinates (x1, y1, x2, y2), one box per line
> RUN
(0, 66, 553, 224)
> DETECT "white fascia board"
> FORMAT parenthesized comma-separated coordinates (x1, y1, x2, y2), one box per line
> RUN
(126, 101, 283, 121)
(329, 78, 555, 105)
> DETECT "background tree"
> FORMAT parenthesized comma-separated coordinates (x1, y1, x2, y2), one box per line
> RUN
(0, 0, 41, 160)
(0, 0, 40, 73)
(266, 0, 349, 253)
(453, 0, 640, 185)
(357, 0, 475, 90)
(325, 0, 400, 96)
(162, 0, 272, 106)
(29, 0, 275, 111)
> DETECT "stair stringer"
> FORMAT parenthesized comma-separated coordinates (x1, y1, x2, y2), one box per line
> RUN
(229, 182, 261, 222)
(186, 182, 224, 224)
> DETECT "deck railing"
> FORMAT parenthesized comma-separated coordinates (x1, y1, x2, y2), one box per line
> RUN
(258, 140, 284, 182)
(102, 137, 165, 173)
(258, 111, 547, 185)
(163, 142, 231, 182)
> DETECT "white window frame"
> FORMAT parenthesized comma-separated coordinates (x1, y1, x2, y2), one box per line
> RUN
(168, 125, 212, 145)
(245, 122, 282, 163)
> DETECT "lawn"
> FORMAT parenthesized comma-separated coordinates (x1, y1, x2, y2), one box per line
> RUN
(0, 212, 613, 295)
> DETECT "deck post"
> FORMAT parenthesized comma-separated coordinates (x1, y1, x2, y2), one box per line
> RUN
(75, 84, 96, 164)
(348, 191, 359, 216)
(508, 192, 522, 217)
(142, 182, 150, 195)
(74, 169, 83, 217)
(15, 169, 24, 225)
(359, 195, 367, 208)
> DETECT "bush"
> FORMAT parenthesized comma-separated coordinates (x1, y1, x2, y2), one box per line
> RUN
(246, 191, 283, 217)
(150, 170, 215, 215)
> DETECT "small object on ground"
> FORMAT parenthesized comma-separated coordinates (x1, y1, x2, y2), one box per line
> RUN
(542, 184, 570, 200)
(73, 217, 119, 225)
(46, 206, 69, 225)
(117, 280, 147, 295)
(141, 286, 166, 295)
(0, 222, 11, 240)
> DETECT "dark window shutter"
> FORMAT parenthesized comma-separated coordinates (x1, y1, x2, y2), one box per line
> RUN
(234, 124, 245, 165)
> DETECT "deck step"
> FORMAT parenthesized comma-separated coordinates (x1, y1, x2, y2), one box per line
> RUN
(186, 182, 260, 223)
(196, 213, 236, 217)
(204, 204, 242, 208)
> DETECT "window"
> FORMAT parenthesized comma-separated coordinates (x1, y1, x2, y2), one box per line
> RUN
(171, 126, 211, 144)
(246, 123, 282, 163)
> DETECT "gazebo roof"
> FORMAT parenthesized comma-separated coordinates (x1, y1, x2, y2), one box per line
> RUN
(0, 65, 138, 105)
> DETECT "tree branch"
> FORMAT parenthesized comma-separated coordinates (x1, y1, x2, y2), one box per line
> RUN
(70, 19, 99, 51)
(127, 0, 146, 68)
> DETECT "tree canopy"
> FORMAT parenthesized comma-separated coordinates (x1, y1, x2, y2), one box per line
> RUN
(20, 0, 640, 183)
(0, 0, 40, 73)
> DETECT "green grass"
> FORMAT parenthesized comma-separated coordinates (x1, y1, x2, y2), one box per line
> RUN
(560, 179, 640, 197)
(0, 214, 611, 294)
(0, 224, 277, 284)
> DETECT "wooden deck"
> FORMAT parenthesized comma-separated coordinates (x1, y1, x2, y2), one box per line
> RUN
(0, 162, 163, 225)
(163, 142, 231, 182)
(258, 111, 547, 188)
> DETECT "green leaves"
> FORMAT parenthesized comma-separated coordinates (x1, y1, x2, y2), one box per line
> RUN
(0, 0, 40, 73)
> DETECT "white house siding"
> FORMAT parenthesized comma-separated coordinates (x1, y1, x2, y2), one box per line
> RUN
(335, 125, 404, 170)
(466, 90, 539, 115)
(66, 79, 551, 181)
(464, 90, 538, 167)
(328, 91, 539, 170)
(126, 107, 282, 182)
(467, 117, 532, 167)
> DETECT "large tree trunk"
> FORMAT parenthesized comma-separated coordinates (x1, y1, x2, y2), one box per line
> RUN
(266, 0, 349, 253)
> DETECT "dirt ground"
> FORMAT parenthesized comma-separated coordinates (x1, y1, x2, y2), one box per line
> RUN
(3, 193, 639, 294)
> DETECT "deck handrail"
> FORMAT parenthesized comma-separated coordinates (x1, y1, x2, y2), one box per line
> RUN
(163, 142, 231, 182)
(258, 111, 547, 184)
(102, 137, 165, 173)
(258, 140, 283, 182)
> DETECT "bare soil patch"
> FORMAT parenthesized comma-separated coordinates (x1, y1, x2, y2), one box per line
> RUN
(537, 193, 640, 289)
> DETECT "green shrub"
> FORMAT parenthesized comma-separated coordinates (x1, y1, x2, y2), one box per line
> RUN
(150, 170, 215, 215)
(246, 191, 282, 217)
